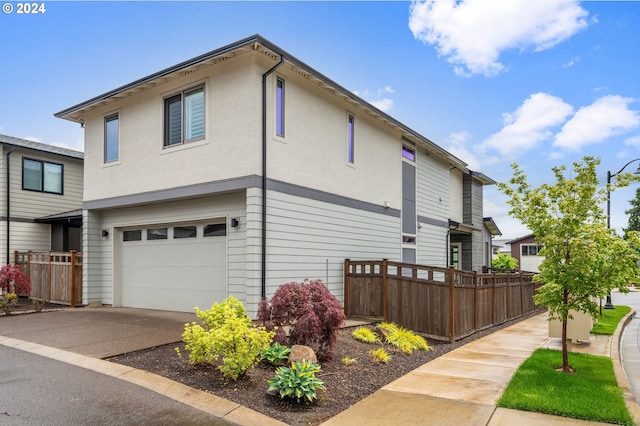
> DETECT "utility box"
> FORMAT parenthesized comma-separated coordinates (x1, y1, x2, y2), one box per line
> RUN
(548, 310, 592, 341)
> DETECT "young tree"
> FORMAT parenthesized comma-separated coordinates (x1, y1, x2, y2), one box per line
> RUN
(623, 187, 640, 237)
(498, 156, 640, 373)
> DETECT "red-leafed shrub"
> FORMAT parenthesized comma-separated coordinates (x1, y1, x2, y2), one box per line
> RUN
(257, 279, 346, 362)
(0, 264, 30, 296)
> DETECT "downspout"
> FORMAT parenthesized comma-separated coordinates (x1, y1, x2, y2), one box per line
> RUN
(6, 147, 15, 265)
(261, 54, 284, 299)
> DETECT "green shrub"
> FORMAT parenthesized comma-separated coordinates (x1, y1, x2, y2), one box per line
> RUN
(352, 327, 379, 343)
(182, 296, 274, 380)
(261, 342, 291, 365)
(268, 360, 326, 403)
(378, 322, 429, 354)
(370, 348, 391, 364)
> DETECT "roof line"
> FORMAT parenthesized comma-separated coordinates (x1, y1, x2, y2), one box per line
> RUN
(54, 34, 470, 169)
(0, 134, 83, 159)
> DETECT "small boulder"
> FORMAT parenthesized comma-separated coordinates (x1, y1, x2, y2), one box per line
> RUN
(288, 345, 317, 364)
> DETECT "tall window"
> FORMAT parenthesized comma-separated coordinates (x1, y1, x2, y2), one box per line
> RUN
(164, 85, 205, 146)
(276, 78, 285, 137)
(104, 114, 119, 162)
(22, 158, 63, 194)
(347, 114, 355, 163)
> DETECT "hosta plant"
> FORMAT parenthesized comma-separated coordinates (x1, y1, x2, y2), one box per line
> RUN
(369, 348, 391, 364)
(377, 322, 429, 355)
(182, 296, 274, 380)
(352, 327, 379, 344)
(267, 360, 326, 403)
(261, 342, 291, 366)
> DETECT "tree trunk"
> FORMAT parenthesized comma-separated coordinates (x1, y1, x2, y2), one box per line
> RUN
(561, 289, 573, 373)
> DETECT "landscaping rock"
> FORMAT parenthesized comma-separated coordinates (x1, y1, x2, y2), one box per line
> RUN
(288, 345, 317, 364)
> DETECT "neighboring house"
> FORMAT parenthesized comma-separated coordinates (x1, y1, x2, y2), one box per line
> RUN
(482, 217, 502, 267)
(509, 234, 543, 273)
(55, 35, 496, 315)
(0, 134, 84, 265)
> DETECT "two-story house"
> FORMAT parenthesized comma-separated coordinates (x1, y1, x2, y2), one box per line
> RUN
(0, 134, 84, 265)
(55, 35, 495, 315)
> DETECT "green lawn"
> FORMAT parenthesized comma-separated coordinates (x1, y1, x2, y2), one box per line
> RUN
(498, 305, 635, 425)
(498, 349, 633, 424)
(592, 305, 632, 335)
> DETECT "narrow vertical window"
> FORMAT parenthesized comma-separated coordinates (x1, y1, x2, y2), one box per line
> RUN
(347, 114, 355, 164)
(104, 114, 119, 163)
(276, 78, 285, 137)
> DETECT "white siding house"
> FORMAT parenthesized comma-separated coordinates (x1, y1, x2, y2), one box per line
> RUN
(0, 134, 84, 264)
(55, 35, 495, 315)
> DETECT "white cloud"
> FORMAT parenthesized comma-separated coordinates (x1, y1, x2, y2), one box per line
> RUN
(563, 56, 580, 68)
(446, 131, 499, 171)
(553, 95, 640, 151)
(353, 87, 395, 112)
(624, 135, 640, 149)
(408, 0, 589, 76)
(481, 93, 573, 159)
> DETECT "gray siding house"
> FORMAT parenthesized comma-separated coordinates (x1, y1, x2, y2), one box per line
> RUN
(0, 134, 84, 264)
(55, 35, 495, 315)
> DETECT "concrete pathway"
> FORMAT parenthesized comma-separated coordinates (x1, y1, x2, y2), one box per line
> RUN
(324, 312, 633, 426)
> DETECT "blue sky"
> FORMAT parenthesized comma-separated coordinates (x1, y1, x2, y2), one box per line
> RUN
(2, 1, 640, 240)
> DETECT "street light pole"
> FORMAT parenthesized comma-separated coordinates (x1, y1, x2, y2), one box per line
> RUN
(605, 158, 640, 309)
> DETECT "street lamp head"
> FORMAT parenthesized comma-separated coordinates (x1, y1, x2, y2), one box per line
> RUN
(635, 165, 640, 175)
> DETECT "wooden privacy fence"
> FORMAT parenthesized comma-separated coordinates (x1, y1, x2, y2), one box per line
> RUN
(14, 251, 83, 307)
(344, 259, 542, 342)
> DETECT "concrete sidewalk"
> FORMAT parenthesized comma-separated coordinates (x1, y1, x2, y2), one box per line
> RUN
(324, 312, 639, 426)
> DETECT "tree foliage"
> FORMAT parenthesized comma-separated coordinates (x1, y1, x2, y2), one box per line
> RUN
(624, 187, 640, 238)
(0, 264, 31, 295)
(498, 156, 640, 372)
(491, 253, 518, 270)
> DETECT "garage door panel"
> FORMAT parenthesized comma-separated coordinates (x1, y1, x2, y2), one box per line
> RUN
(120, 226, 227, 312)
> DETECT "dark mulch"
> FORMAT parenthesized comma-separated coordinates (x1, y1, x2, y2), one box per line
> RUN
(0, 296, 70, 315)
(109, 312, 542, 426)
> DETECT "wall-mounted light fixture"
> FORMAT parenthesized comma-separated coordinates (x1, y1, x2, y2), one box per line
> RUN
(231, 218, 239, 228)
(101, 229, 109, 237)
(384, 201, 391, 209)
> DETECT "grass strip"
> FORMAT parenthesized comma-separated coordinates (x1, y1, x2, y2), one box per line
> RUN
(497, 348, 633, 425)
(592, 305, 631, 335)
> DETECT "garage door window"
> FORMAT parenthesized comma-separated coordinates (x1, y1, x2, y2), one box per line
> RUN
(147, 228, 168, 240)
(204, 223, 226, 237)
(174, 226, 197, 239)
(123, 230, 142, 241)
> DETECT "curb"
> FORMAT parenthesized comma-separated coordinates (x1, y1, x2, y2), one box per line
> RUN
(611, 309, 640, 425)
(0, 335, 287, 426)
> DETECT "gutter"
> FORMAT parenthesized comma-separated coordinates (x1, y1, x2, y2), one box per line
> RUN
(6, 147, 15, 265)
(261, 55, 284, 299)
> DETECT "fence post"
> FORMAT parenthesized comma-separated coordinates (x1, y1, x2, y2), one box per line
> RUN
(449, 266, 456, 343)
(473, 271, 478, 333)
(47, 251, 52, 302)
(70, 251, 77, 308)
(382, 259, 388, 322)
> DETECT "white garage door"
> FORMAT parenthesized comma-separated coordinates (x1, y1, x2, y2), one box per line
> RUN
(120, 222, 227, 312)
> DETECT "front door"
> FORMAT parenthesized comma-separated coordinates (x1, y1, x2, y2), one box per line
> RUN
(450, 243, 461, 269)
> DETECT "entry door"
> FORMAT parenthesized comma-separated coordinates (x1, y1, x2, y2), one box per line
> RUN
(450, 243, 461, 269)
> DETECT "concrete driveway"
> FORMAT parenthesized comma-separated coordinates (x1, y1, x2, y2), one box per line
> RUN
(0, 306, 198, 358)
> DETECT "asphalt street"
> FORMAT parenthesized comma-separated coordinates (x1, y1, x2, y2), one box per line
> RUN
(0, 345, 230, 425)
(612, 290, 640, 404)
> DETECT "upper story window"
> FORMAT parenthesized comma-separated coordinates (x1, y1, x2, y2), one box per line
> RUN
(22, 158, 63, 195)
(521, 244, 543, 256)
(347, 114, 355, 164)
(402, 145, 415, 162)
(164, 85, 205, 147)
(276, 78, 285, 137)
(104, 113, 119, 163)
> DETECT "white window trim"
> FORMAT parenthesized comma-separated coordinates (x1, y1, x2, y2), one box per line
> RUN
(161, 81, 208, 150)
(103, 110, 121, 167)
